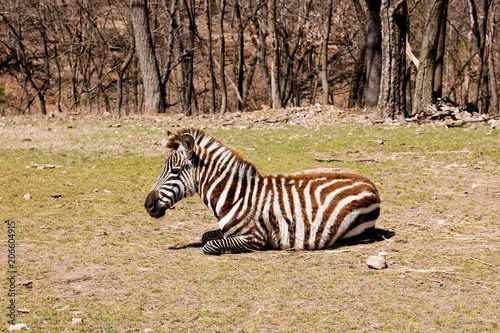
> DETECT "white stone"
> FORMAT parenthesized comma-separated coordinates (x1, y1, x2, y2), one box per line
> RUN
(72, 318, 83, 325)
(366, 255, 387, 270)
(8, 323, 28, 331)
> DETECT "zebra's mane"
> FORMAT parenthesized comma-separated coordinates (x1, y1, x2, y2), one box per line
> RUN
(167, 128, 261, 176)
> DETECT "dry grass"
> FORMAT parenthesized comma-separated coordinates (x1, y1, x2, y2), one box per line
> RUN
(1, 116, 499, 332)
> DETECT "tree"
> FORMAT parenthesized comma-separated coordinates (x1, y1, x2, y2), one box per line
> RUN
(348, 0, 367, 108)
(268, 0, 281, 109)
(366, 0, 382, 109)
(321, 0, 334, 106)
(377, 0, 408, 121)
(469, 0, 490, 112)
(131, 0, 165, 114)
(219, 0, 227, 115)
(487, 0, 499, 116)
(116, 33, 135, 116)
(412, 0, 448, 115)
(205, 0, 216, 114)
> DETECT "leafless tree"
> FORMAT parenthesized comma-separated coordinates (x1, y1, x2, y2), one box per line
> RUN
(378, 0, 408, 121)
(131, 0, 165, 113)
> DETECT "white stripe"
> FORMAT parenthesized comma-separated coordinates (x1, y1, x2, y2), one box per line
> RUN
(200, 146, 226, 194)
(237, 168, 257, 219)
(341, 218, 377, 240)
(319, 190, 376, 248)
(304, 181, 313, 226)
(309, 182, 359, 247)
(207, 155, 236, 214)
(233, 164, 246, 203)
(281, 177, 293, 222)
(315, 179, 350, 206)
(262, 190, 277, 248)
(273, 178, 289, 249)
(292, 185, 304, 249)
(199, 135, 212, 148)
(216, 160, 239, 215)
(219, 197, 244, 231)
(334, 203, 379, 242)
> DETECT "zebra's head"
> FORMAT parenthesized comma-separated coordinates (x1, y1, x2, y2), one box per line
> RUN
(145, 131, 197, 218)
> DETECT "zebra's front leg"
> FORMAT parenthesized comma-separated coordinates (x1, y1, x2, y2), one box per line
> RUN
(201, 229, 224, 244)
(203, 235, 263, 255)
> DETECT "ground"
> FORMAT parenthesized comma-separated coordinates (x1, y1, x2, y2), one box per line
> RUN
(1, 108, 499, 332)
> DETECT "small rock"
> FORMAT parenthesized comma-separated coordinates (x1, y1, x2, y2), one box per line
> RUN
(8, 323, 28, 331)
(366, 255, 387, 270)
(50, 194, 62, 198)
(24, 193, 32, 200)
(471, 184, 479, 189)
(103, 111, 111, 118)
(144, 329, 153, 333)
(17, 309, 30, 313)
(378, 251, 388, 256)
(267, 157, 272, 161)
(72, 318, 84, 325)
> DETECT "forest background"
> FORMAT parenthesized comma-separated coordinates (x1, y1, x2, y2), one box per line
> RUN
(0, 0, 499, 121)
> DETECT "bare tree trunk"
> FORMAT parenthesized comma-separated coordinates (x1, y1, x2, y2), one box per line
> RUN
(464, 28, 473, 105)
(235, 0, 245, 111)
(348, 0, 367, 108)
(434, 1, 448, 99)
(321, 0, 334, 106)
(268, 0, 281, 109)
(487, 1, 499, 116)
(131, 0, 165, 114)
(377, 0, 407, 121)
(366, 0, 382, 109)
(249, 14, 272, 106)
(469, 0, 490, 111)
(412, 0, 447, 114)
(183, 0, 198, 116)
(219, 0, 227, 115)
(205, 0, 216, 114)
(116, 36, 135, 117)
(243, 50, 259, 107)
(131, 56, 139, 114)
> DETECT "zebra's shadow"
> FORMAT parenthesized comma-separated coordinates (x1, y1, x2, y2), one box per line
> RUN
(326, 227, 396, 250)
(168, 228, 395, 251)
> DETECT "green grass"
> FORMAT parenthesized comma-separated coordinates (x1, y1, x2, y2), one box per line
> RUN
(1, 118, 499, 332)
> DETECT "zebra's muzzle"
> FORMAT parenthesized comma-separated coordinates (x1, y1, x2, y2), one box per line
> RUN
(145, 189, 166, 218)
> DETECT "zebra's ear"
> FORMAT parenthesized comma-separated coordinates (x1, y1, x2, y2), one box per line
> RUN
(181, 134, 195, 157)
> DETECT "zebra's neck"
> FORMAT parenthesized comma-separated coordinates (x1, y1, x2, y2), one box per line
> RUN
(192, 131, 260, 219)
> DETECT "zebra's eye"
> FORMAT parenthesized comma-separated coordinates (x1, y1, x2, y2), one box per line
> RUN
(170, 167, 181, 175)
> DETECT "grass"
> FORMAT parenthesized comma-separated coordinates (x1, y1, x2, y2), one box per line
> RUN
(1, 117, 499, 332)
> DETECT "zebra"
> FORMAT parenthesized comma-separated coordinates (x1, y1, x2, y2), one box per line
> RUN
(145, 128, 381, 255)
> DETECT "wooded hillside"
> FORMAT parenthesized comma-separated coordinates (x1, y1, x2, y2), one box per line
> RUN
(0, 0, 499, 119)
